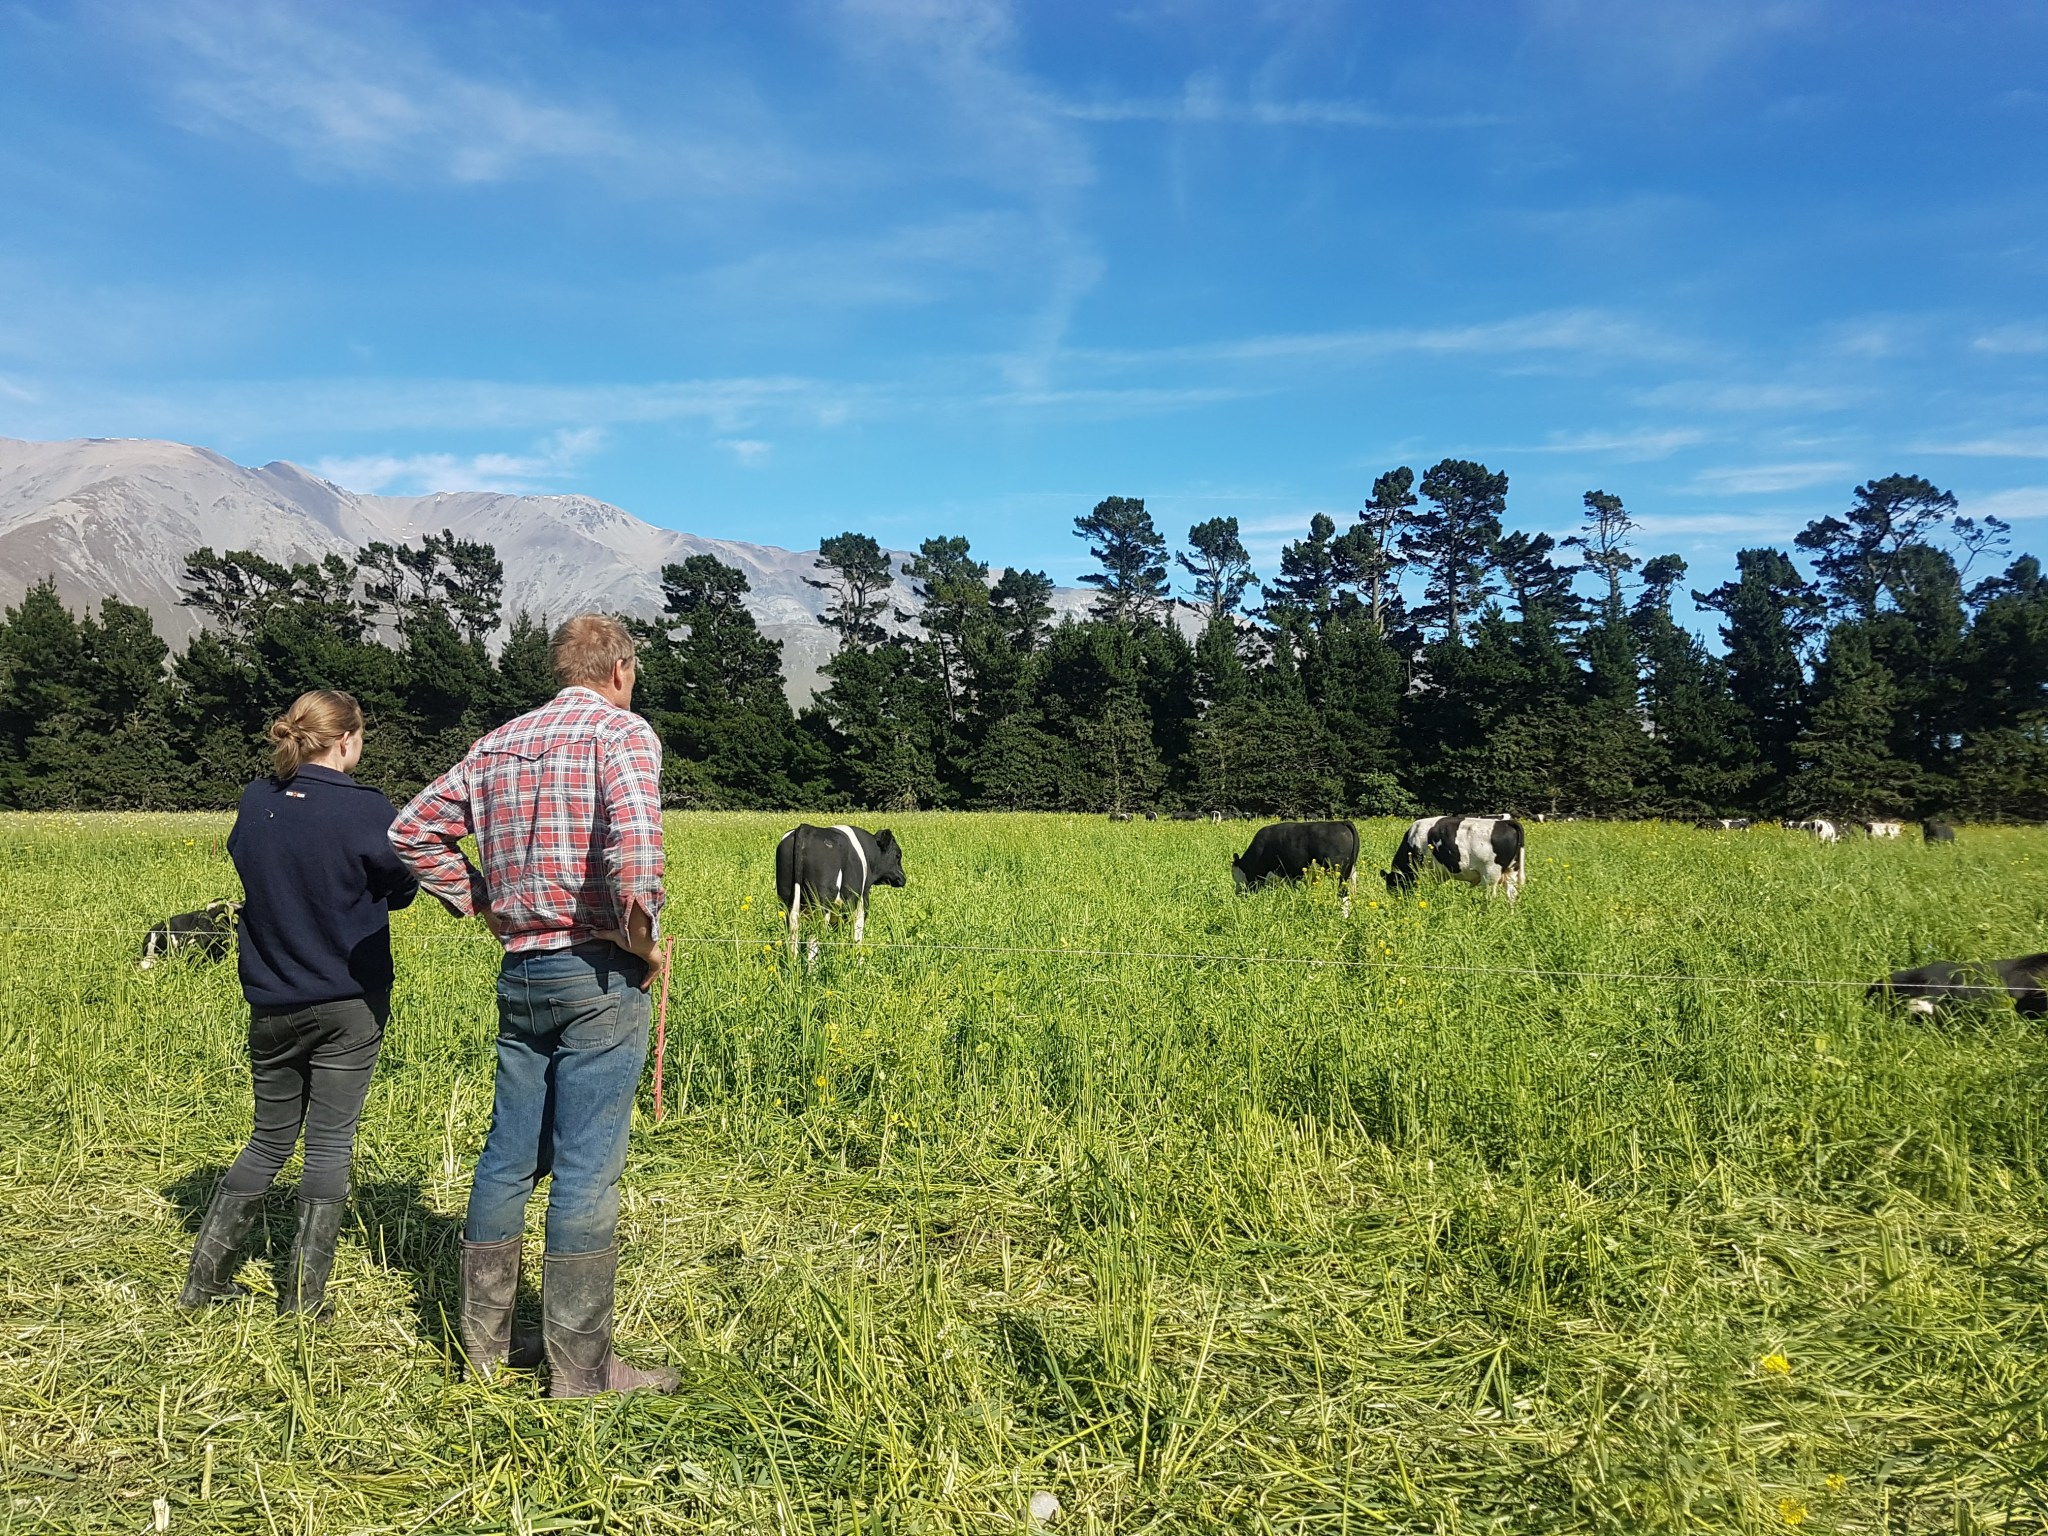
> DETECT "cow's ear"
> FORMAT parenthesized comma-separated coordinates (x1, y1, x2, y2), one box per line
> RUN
(876, 829, 895, 849)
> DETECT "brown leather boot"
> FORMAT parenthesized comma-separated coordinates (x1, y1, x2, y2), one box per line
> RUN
(541, 1248, 678, 1398)
(459, 1237, 544, 1379)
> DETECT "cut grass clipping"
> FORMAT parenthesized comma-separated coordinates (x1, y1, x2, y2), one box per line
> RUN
(2, 812, 2045, 1533)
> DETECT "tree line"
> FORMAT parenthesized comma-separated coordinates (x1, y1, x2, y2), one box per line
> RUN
(1, 464, 2043, 820)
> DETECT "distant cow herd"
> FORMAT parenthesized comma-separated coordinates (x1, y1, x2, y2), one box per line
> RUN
(1700, 816, 1953, 842)
(141, 810, 2037, 1025)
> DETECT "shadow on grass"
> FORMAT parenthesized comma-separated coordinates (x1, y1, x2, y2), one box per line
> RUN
(352, 1179, 475, 1356)
(162, 1163, 296, 1263)
(161, 1168, 501, 1364)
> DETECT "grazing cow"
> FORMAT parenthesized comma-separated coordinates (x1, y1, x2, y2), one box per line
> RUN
(1864, 820, 1905, 839)
(1868, 954, 2048, 1018)
(1385, 815, 1526, 902)
(1232, 821, 1361, 916)
(1696, 817, 1752, 831)
(1922, 820, 1957, 844)
(1108, 810, 1133, 822)
(774, 825, 906, 959)
(1792, 819, 1839, 843)
(139, 900, 242, 969)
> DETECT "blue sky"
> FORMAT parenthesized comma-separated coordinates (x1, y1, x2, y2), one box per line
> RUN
(2, 0, 2045, 604)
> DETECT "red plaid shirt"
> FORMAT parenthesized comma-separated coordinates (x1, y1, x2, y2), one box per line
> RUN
(388, 688, 665, 955)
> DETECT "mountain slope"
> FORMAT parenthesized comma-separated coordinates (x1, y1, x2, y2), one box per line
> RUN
(0, 436, 1094, 697)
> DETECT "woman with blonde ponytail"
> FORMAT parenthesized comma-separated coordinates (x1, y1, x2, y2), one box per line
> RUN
(180, 690, 420, 1318)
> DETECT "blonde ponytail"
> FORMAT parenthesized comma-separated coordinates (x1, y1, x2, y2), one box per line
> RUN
(269, 690, 363, 781)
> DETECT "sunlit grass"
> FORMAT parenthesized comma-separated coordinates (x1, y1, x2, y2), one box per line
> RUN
(1, 812, 2044, 1532)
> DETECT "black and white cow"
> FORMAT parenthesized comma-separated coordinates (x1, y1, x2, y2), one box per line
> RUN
(139, 899, 242, 969)
(1864, 819, 1905, 839)
(1696, 817, 1752, 831)
(1868, 953, 2048, 1018)
(1922, 820, 1957, 844)
(775, 824, 906, 959)
(1384, 815, 1526, 902)
(1232, 821, 1361, 916)
(1791, 818, 1840, 843)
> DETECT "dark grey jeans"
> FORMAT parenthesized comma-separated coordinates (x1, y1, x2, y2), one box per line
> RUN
(222, 996, 386, 1203)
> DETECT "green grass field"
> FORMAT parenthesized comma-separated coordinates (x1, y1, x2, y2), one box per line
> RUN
(1, 812, 2045, 1534)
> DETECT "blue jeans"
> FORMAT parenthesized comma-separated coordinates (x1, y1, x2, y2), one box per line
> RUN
(463, 943, 650, 1256)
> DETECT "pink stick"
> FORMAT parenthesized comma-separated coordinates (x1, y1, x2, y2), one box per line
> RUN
(653, 937, 672, 1123)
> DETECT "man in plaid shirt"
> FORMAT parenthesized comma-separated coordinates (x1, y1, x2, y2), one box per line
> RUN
(390, 614, 676, 1397)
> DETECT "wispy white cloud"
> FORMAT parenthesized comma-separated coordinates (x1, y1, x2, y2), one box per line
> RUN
(1073, 308, 1693, 375)
(831, 0, 1103, 390)
(978, 384, 1253, 415)
(1966, 485, 2048, 520)
(85, 375, 856, 439)
(1521, 426, 1710, 460)
(1523, 0, 1819, 89)
(700, 212, 1033, 310)
(129, 0, 629, 181)
(1971, 324, 2048, 355)
(1055, 74, 1500, 130)
(1912, 431, 2048, 459)
(1634, 507, 1814, 538)
(1691, 460, 1853, 494)
(1638, 379, 1866, 413)
(312, 427, 605, 494)
(721, 439, 773, 466)
(121, 0, 777, 191)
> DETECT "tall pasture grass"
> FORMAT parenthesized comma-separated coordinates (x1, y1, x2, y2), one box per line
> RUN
(0, 812, 2044, 1532)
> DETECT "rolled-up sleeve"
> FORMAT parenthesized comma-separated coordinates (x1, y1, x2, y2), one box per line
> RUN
(388, 759, 490, 919)
(598, 719, 665, 931)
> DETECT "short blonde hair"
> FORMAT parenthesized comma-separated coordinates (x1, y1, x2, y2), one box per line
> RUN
(550, 614, 636, 688)
(270, 690, 363, 781)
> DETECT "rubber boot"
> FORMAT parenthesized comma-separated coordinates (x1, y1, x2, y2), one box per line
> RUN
(178, 1184, 266, 1308)
(277, 1198, 347, 1317)
(459, 1237, 545, 1379)
(541, 1248, 679, 1398)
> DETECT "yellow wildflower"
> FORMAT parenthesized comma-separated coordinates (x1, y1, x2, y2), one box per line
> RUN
(1823, 1474, 1845, 1493)
(1760, 1352, 1791, 1375)
(1777, 1496, 1807, 1526)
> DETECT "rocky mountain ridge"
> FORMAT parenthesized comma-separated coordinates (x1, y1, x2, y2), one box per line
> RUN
(0, 436, 1092, 698)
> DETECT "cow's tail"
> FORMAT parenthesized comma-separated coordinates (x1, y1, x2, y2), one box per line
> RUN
(776, 827, 805, 959)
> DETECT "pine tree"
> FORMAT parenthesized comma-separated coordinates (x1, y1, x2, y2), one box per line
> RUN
(1264, 514, 1342, 627)
(1404, 459, 1507, 644)
(903, 535, 992, 737)
(495, 613, 556, 718)
(1177, 517, 1255, 625)
(1693, 548, 1824, 787)
(1632, 555, 1758, 815)
(1075, 497, 1169, 627)
(1788, 625, 1923, 817)
(1356, 467, 1415, 633)
(808, 532, 896, 649)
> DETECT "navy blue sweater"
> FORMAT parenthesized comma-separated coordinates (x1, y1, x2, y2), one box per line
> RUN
(228, 765, 420, 1010)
